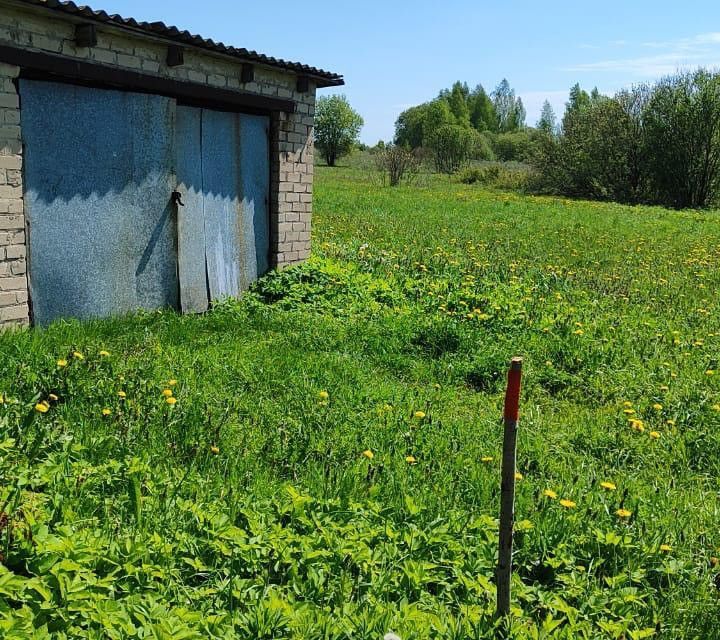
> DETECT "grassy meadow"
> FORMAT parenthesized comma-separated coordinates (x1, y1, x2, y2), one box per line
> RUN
(2, 165, 720, 638)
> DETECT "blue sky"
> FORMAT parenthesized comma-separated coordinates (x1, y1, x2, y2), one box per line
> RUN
(97, 0, 720, 143)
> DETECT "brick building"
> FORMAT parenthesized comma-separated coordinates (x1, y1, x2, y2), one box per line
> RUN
(0, 0, 342, 326)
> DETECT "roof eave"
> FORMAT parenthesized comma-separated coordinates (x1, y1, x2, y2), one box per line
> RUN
(7, 0, 344, 87)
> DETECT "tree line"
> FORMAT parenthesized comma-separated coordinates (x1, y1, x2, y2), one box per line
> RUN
(536, 70, 720, 209)
(393, 80, 533, 172)
(314, 69, 720, 208)
(389, 70, 720, 208)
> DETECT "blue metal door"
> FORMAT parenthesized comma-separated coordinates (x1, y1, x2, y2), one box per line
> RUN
(22, 80, 269, 323)
(202, 109, 244, 300)
(21, 80, 178, 324)
(239, 114, 270, 279)
(176, 107, 269, 307)
(176, 106, 209, 314)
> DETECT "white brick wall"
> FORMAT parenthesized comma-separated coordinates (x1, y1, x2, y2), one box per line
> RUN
(0, 61, 28, 327)
(0, 3, 319, 325)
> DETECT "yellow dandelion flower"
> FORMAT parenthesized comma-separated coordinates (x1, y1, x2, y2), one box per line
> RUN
(210, 445, 220, 455)
(162, 389, 173, 398)
(600, 481, 617, 491)
(101, 408, 111, 416)
(99, 350, 111, 357)
(515, 472, 524, 481)
(118, 391, 127, 399)
(666, 419, 676, 426)
(405, 455, 417, 464)
(362, 449, 374, 460)
(560, 499, 577, 509)
(49, 393, 59, 402)
(649, 431, 661, 439)
(623, 401, 633, 408)
(573, 329, 584, 335)
(168, 379, 178, 387)
(652, 403, 663, 411)
(616, 508, 632, 518)
(706, 370, 715, 376)
(543, 489, 558, 499)
(413, 411, 426, 419)
(481, 456, 493, 463)
(73, 351, 84, 360)
(623, 408, 635, 415)
(57, 359, 68, 367)
(318, 390, 329, 401)
(660, 544, 672, 552)
(712, 404, 720, 412)
(35, 402, 50, 414)
(166, 397, 177, 406)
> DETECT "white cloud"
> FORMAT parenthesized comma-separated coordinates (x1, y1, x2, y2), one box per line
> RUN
(565, 32, 720, 78)
(641, 32, 720, 49)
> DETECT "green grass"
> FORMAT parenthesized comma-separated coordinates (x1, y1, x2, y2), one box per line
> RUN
(2, 166, 720, 638)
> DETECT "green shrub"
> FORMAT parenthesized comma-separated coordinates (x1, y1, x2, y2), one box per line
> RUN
(492, 130, 536, 162)
(532, 70, 720, 208)
(458, 162, 536, 191)
(643, 70, 720, 208)
(533, 95, 645, 202)
(428, 124, 478, 173)
(459, 165, 498, 184)
(473, 131, 495, 161)
(374, 144, 420, 186)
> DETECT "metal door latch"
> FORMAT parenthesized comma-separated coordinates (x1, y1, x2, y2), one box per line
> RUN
(172, 191, 185, 207)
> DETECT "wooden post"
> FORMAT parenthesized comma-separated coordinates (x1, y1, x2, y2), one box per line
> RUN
(496, 357, 523, 618)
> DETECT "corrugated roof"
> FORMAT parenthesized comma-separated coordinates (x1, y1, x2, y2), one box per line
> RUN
(15, 0, 344, 87)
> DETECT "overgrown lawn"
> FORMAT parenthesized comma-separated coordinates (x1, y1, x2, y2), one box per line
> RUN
(1, 167, 719, 638)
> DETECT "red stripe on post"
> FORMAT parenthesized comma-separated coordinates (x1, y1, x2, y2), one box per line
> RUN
(497, 356, 524, 618)
(503, 358, 523, 422)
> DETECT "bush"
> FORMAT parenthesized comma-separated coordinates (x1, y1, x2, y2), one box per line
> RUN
(428, 125, 478, 173)
(491, 130, 539, 162)
(472, 131, 495, 161)
(532, 70, 720, 208)
(374, 145, 420, 186)
(534, 95, 645, 202)
(643, 70, 720, 208)
(458, 163, 536, 191)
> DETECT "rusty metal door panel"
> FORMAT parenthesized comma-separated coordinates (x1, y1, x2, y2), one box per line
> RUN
(21, 80, 177, 324)
(239, 114, 270, 278)
(201, 109, 245, 301)
(176, 106, 209, 313)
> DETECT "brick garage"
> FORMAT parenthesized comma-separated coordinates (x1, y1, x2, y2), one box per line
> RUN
(0, 0, 343, 326)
